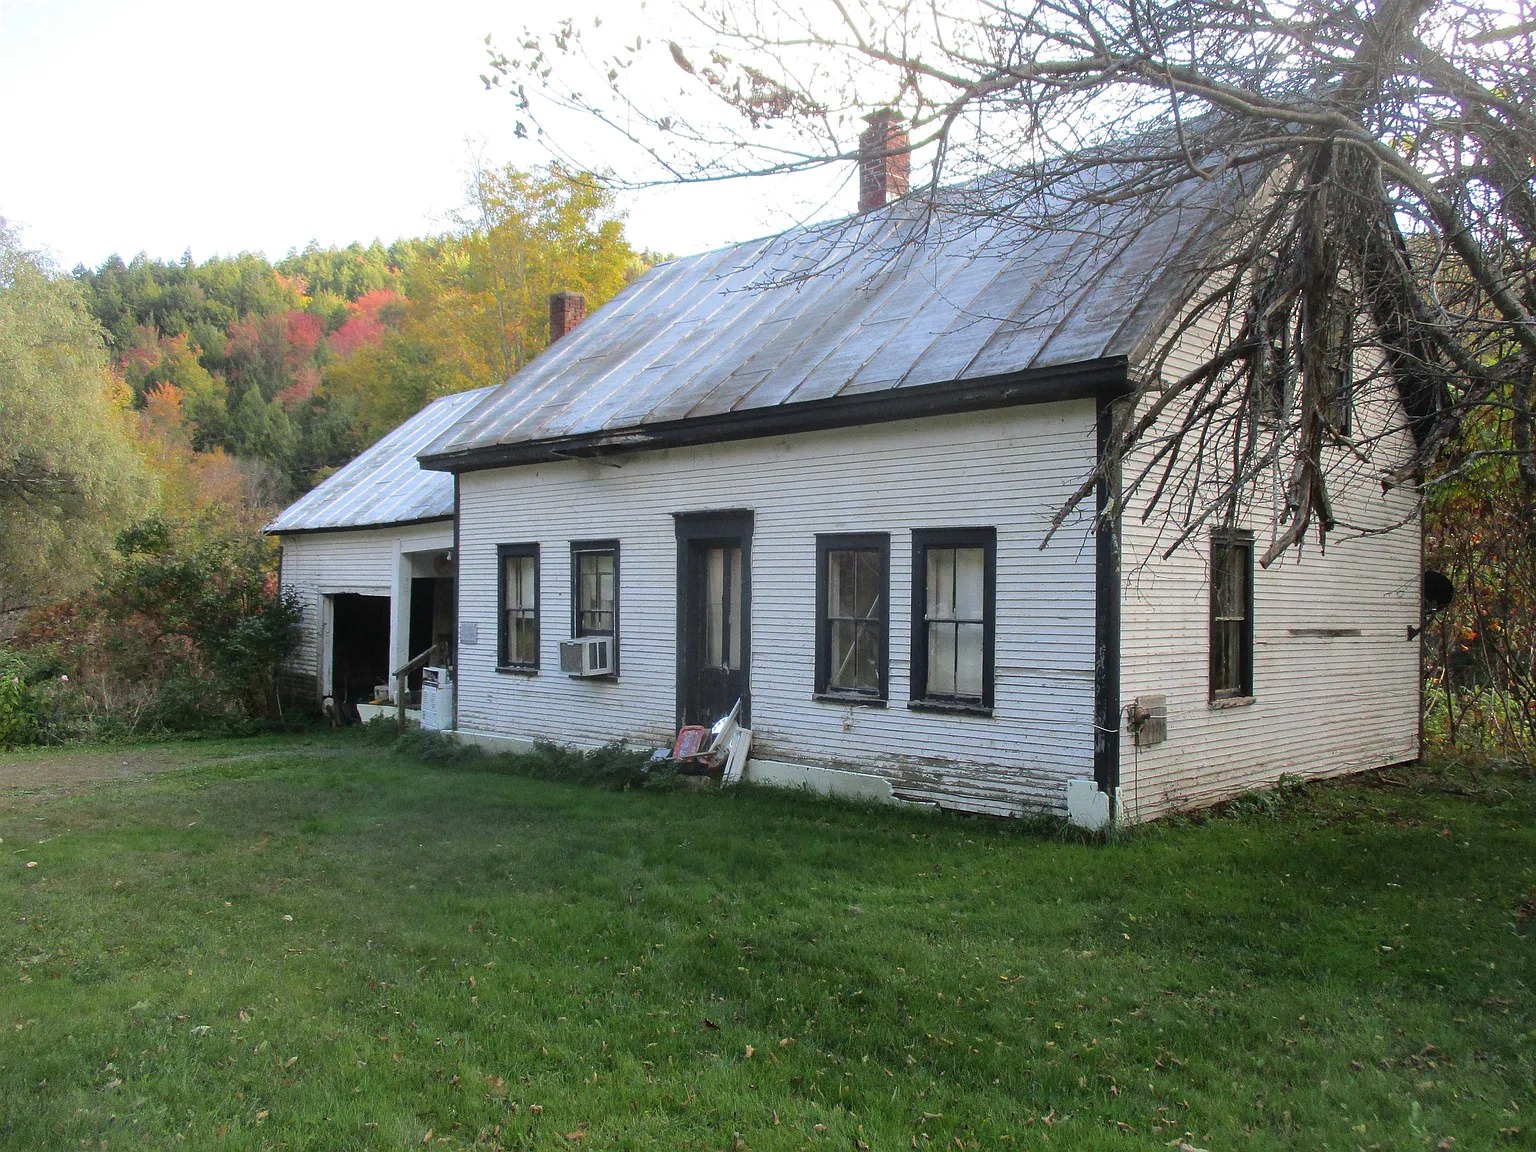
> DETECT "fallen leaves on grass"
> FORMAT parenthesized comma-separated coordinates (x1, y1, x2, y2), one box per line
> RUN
(1515, 888, 1536, 929)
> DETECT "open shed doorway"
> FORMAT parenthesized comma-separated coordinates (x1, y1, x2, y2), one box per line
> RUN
(406, 576, 454, 692)
(329, 593, 390, 721)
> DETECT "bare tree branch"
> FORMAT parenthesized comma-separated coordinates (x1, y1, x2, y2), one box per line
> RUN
(486, 0, 1536, 557)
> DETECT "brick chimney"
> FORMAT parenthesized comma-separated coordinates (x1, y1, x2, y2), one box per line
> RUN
(549, 291, 587, 342)
(858, 109, 910, 213)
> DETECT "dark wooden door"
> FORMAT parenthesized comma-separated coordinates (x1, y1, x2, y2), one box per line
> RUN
(675, 512, 753, 728)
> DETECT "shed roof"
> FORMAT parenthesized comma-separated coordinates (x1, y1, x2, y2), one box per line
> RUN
(265, 386, 494, 535)
(422, 158, 1259, 473)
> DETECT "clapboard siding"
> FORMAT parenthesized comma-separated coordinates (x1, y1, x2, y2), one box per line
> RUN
(278, 521, 453, 690)
(1117, 317, 1421, 820)
(456, 403, 1100, 816)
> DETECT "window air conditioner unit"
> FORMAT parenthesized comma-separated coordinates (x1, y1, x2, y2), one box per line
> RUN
(559, 636, 614, 677)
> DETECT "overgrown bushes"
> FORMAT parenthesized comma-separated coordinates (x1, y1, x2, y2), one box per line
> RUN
(1424, 418, 1536, 757)
(3, 516, 302, 745)
(0, 648, 41, 745)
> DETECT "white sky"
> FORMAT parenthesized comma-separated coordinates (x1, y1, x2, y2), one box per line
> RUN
(0, 0, 852, 270)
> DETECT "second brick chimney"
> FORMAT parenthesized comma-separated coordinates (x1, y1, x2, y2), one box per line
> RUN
(549, 291, 587, 342)
(858, 109, 910, 213)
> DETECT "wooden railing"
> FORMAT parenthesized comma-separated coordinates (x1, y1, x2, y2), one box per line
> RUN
(392, 644, 442, 734)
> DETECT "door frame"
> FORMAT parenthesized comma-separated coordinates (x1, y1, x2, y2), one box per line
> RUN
(673, 509, 755, 729)
(319, 585, 390, 699)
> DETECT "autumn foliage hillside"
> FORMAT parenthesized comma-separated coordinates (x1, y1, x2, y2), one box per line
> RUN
(0, 165, 642, 741)
(77, 163, 641, 502)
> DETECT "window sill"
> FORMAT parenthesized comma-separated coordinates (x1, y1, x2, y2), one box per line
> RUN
(908, 699, 994, 719)
(1209, 695, 1254, 709)
(496, 665, 539, 677)
(814, 692, 887, 709)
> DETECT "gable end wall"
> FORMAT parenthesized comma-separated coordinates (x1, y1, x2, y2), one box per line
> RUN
(1116, 324, 1422, 820)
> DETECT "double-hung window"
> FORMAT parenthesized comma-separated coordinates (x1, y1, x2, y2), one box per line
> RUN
(1322, 309, 1354, 435)
(815, 534, 889, 703)
(571, 540, 619, 665)
(911, 528, 996, 712)
(497, 544, 539, 671)
(1209, 531, 1254, 701)
(1250, 302, 1293, 425)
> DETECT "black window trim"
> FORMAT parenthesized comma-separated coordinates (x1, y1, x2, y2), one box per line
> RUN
(496, 542, 540, 674)
(910, 527, 997, 716)
(814, 532, 890, 707)
(571, 538, 620, 676)
(1251, 304, 1293, 427)
(1324, 313, 1354, 436)
(1209, 528, 1255, 704)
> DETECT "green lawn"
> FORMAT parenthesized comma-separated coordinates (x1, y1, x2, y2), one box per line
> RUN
(2, 735, 1533, 1151)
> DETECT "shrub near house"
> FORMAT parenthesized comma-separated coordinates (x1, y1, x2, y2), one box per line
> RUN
(9, 518, 301, 740)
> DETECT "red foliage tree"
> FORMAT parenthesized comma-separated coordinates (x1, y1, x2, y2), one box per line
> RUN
(327, 288, 400, 359)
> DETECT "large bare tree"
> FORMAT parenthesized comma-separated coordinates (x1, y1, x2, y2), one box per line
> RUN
(487, 0, 1534, 564)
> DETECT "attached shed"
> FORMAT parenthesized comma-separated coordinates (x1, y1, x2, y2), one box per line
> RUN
(266, 387, 491, 717)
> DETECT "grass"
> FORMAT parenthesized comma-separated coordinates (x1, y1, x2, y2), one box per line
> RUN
(2, 734, 1534, 1151)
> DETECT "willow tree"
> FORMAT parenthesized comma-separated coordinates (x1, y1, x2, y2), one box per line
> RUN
(488, 0, 1535, 563)
(0, 223, 151, 617)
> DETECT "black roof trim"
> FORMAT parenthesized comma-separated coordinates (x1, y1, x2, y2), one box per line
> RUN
(421, 358, 1130, 474)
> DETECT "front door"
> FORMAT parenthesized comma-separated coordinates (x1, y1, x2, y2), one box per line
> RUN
(675, 511, 753, 728)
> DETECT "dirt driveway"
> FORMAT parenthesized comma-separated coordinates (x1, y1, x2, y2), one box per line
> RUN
(0, 744, 219, 810)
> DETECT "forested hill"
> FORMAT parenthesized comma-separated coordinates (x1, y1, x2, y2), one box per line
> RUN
(75, 164, 646, 503)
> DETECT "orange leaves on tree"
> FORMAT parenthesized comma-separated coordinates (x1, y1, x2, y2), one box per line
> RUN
(139, 382, 189, 449)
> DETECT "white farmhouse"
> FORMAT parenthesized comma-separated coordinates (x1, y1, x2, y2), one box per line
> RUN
(275, 123, 1422, 825)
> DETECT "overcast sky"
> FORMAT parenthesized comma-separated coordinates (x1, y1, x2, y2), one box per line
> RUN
(0, 0, 851, 270)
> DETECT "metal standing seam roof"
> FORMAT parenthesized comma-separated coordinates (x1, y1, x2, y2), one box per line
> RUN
(421, 159, 1260, 470)
(265, 386, 495, 534)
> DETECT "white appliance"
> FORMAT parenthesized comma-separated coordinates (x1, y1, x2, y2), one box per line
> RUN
(420, 666, 454, 731)
(559, 636, 615, 677)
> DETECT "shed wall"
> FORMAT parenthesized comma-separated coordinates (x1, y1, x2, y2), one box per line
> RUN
(278, 520, 455, 693)
(455, 403, 1100, 816)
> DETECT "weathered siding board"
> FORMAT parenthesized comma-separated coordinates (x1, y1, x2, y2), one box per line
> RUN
(1116, 314, 1421, 820)
(278, 521, 453, 691)
(455, 403, 1100, 816)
